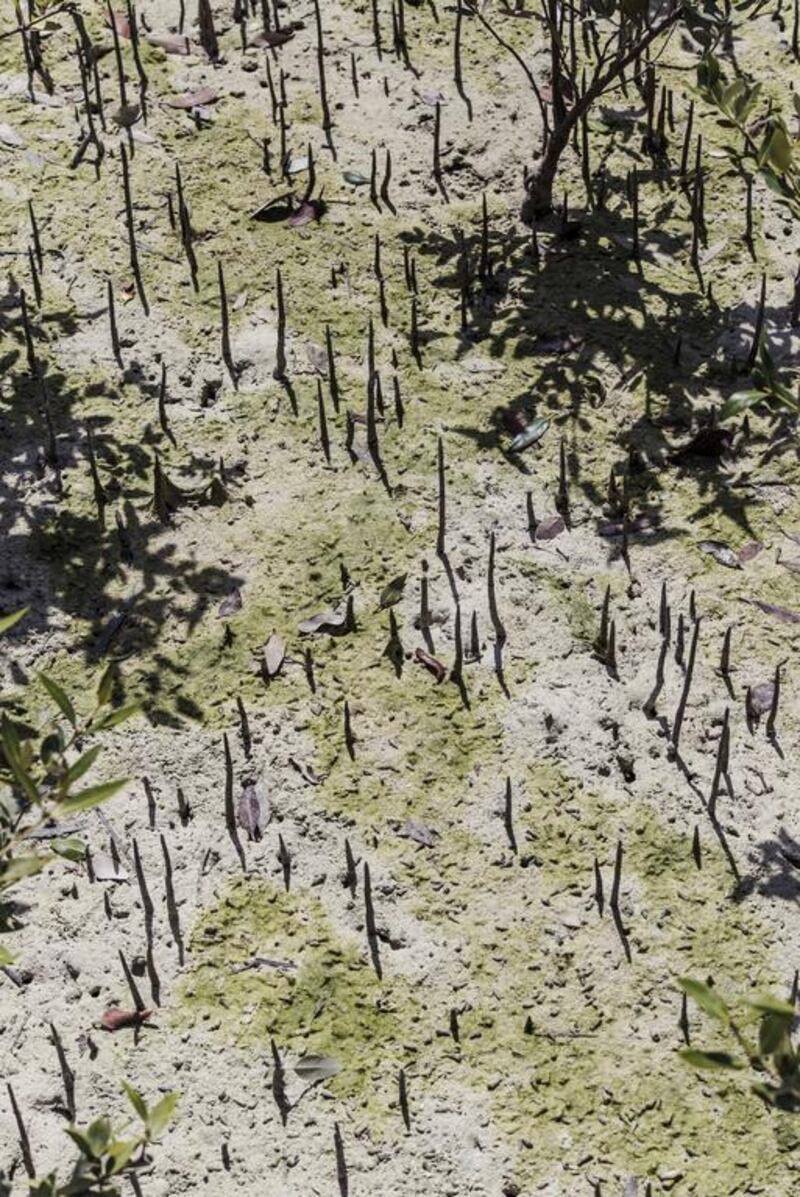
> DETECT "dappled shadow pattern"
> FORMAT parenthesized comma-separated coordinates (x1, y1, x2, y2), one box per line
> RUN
(401, 179, 771, 541)
(755, 828, 800, 904)
(0, 300, 240, 716)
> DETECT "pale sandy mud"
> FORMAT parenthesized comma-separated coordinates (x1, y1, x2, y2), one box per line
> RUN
(1, 1, 800, 1194)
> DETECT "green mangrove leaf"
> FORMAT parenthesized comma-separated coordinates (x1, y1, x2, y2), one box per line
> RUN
(122, 1081, 149, 1122)
(719, 390, 761, 422)
(65, 746, 102, 787)
(759, 1013, 793, 1057)
(50, 837, 86, 863)
(747, 994, 796, 1018)
(146, 1092, 179, 1139)
(60, 778, 128, 815)
(91, 703, 140, 731)
(679, 1048, 743, 1070)
(39, 673, 77, 727)
(0, 855, 48, 888)
(0, 608, 28, 635)
(96, 663, 117, 707)
(679, 977, 730, 1024)
(105, 1137, 140, 1175)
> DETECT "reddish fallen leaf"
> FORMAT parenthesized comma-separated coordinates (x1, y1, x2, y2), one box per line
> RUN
(147, 32, 192, 55)
(288, 200, 324, 228)
(414, 647, 446, 682)
(535, 514, 565, 541)
(749, 599, 800, 624)
(249, 29, 295, 47)
(101, 1008, 151, 1032)
(108, 10, 131, 38)
(738, 542, 763, 564)
(166, 86, 218, 110)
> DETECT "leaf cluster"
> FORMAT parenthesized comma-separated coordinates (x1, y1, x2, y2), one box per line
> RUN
(0, 611, 139, 961)
(679, 978, 800, 1110)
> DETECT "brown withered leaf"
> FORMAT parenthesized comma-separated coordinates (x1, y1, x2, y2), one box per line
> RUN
(414, 647, 446, 682)
(166, 86, 218, 110)
(218, 588, 243, 618)
(535, 514, 565, 541)
(101, 1008, 151, 1032)
(237, 783, 268, 841)
(738, 542, 763, 564)
(263, 632, 286, 679)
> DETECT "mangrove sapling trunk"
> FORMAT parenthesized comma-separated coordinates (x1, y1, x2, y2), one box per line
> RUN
(521, 2, 682, 220)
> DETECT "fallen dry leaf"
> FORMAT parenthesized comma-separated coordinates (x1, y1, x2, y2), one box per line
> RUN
(92, 852, 128, 883)
(288, 200, 324, 228)
(298, 607, 349, 635)
(699, 540, 740, 570)
(166, 86, 218, 110)
(249, 29, 295, 47)
(101, 1008, 151, 1032)
(535, 514, 565, 541)
(218, 588, 243, 618)
(237, 782, 268, 841)
(108, 10, 131, 38)
(415, 647, 446, 682)
(738, 542, 763, 564)
(147, 32, 193, 55)
(263, 632, 285, 678)
(748, 599, 800, 624)
(0, 122, 25, 148)
(747, 681, 774, 718)
(399, 818, 439, 847)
